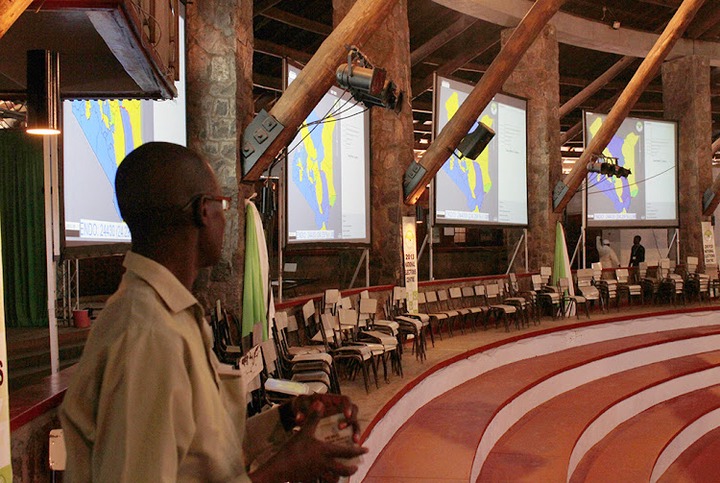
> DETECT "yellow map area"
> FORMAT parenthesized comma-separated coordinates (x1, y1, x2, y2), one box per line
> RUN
(296, 117, 337, 229)
(589, 117, 639, 207)
(445, 92, 493, 203)
(83, 99, 143, 166)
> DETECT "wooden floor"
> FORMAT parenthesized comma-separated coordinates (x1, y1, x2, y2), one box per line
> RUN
(338, 299, 720, 482)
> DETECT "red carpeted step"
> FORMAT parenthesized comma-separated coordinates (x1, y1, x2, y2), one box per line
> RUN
(364, 324, 720, 481)
(572, 385, 720, 482)
(658, 426, 720, 482)
(480, 351, 720, 481)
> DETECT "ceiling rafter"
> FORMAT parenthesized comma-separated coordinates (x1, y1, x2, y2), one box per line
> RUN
(411, 15, 478, 66)
(260, 7, 333, 36)
(685, 0, 720, 38)
(412, 34, 499, 98)
(253, 0, 283, 18)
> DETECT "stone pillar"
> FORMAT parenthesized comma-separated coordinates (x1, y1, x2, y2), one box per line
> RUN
(186, 1, 254, 312)
(501, 25, 562, 271)
(662, 55, 713, 264)
(333, 0, 414, 285)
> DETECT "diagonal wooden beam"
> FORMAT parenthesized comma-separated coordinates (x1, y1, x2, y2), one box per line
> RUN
(553, 0, 707, 213)
(0, 0, 32, 40)
(254, 0, 283, 18)
(411, 15, 478, 66)
(404, 0, 567, 205)
(260, 7, 333, 36)
(559, 56, 636, 119)
(411, 34, 499, 99)
(242, 0, 401, 181)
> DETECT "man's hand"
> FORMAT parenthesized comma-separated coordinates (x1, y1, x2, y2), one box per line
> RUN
(291, 394, 362, 443)
(250, 399, 368, 483)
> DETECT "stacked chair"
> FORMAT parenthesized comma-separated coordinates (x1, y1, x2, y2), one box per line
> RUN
(593, 262, 618, 310)
(272, 307, 338, 393)
(616, 268, 643, 306)
(356, 297, 403, 380)
(575, 268, 603, 313)
(483, 282, 520, 331)
(387, 286, 428, 361)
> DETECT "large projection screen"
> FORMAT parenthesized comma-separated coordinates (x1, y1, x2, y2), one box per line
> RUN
(585, 111, 678, 228)
(63, 8, 187, 246)
(434, 76, 528, 226)
(285, 63, 371, 244)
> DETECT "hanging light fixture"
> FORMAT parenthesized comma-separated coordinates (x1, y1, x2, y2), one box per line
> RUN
(26, 50, 61, 135)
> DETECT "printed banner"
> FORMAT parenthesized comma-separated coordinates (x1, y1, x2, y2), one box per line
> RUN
(702, 221, 717, 266)
(402, 217, 419, 312)
(0, 219, 12, 481)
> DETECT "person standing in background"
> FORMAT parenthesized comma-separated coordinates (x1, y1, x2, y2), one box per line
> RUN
(596, 235, 620, 269)
(629, 235, 645, 267)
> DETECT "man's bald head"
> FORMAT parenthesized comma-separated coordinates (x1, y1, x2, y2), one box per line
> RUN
(116, 142, 217, 238)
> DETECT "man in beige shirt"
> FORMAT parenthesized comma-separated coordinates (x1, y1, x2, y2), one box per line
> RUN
(59, 142, 366, 482)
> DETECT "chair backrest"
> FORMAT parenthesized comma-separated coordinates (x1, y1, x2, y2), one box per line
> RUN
(687, 256, 699, 274)
(706, 264, 719, 281)
(540, 266, 552, 283)
(638, 262, 648, 278)
(416, 290, 426, 306)
(274, 311, 289, 330)
(616, 268, 630, 283)
(531, 274, 543, 291)
(358, 298, 377, 328)
(485, 283, 500, 299)
(437, 289, 450, 304)
(659, 258, 671, 278)
(323, 289, 341, 314)
(558, 277, 571, 291)
(576, 268, 594, 287)
(302, 299, 316, 324)
(393, 286, 406, 302)
(360, 290, 369, 299)
(449, 287, 463, 305)
(461, 286, 475, 300)
(424, 291, 438, 304)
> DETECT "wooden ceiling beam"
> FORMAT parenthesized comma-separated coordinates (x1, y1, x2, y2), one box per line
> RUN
(254, 38, 312, 63)
(0, 0, 32, 41)
(559, 56, 636, 119)
(411, 35, 499, 98)
(253, 0, 283, 18)
(411, 15, 478, 66)
(260, 7, 333, 36)
(554, 0, 706, 213)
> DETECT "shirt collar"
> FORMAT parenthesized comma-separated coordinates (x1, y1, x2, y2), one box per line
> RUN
(123, 251, 201, 315)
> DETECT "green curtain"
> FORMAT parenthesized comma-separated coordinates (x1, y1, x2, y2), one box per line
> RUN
(0, 131, 48, 327)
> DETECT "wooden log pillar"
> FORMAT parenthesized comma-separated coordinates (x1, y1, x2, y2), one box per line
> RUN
(333, 0, 414, 285)
(552, 0, 707, 213)
(663, 55, 713, 262)
(502, 25, 561, 270)
(403, 0, 567, 205)
(186, 0, 253, 312)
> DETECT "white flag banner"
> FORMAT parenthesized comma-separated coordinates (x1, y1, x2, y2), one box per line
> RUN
(702, 221, 717, 266)
(402, 217, 419, 313)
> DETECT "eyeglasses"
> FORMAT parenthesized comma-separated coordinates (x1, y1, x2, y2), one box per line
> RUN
(181, 193, 232, 212)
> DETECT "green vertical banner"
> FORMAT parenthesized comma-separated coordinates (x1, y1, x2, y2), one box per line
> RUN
(0, 217, 12, 480)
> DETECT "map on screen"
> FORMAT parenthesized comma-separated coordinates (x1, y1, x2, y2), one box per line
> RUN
(434, 76, 528, 226)
(585, 112, 678, 227)
(285, 63, 370, 244)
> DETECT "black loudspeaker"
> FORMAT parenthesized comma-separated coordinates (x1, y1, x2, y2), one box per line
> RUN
(192, 196, 204, 227)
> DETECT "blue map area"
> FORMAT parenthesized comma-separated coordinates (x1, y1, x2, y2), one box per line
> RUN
(588, 134, 633, 213)
(71, 101, 140, 217)
(290, 109, 332, 229)
(443, 152, 487, 211)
